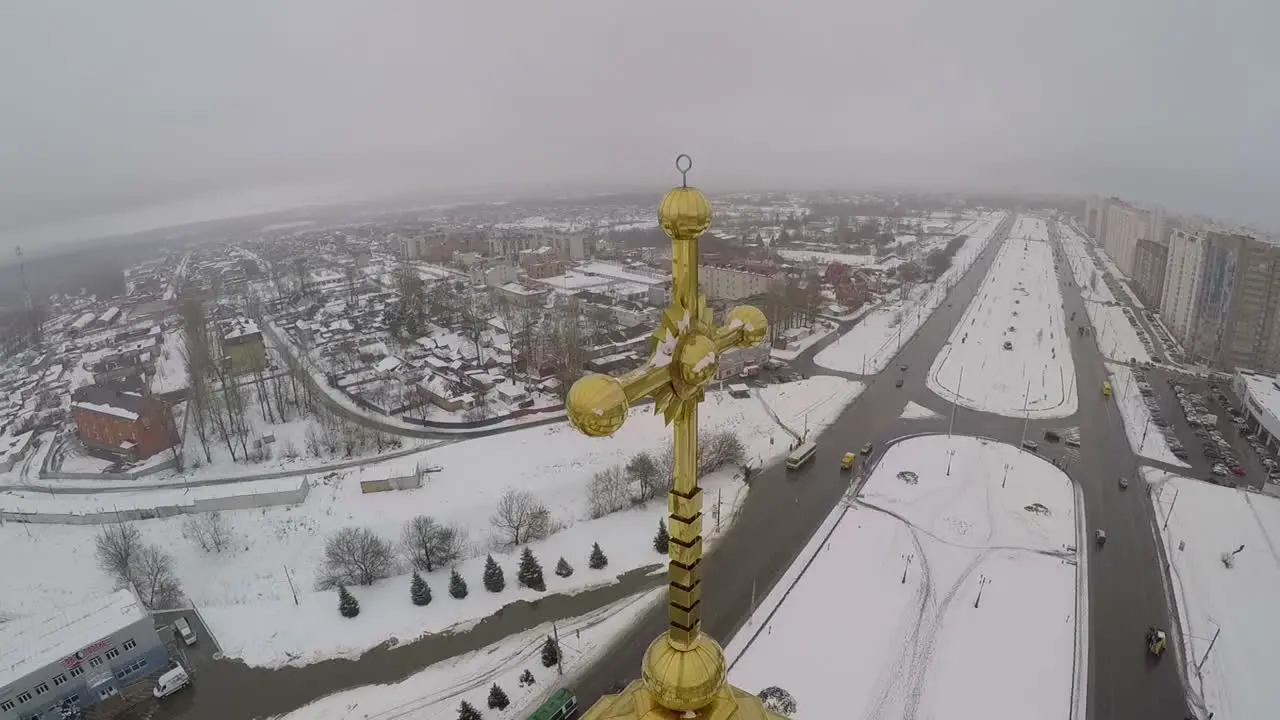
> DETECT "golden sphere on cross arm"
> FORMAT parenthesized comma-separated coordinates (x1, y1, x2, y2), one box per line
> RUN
(726, 305, 768, 347)
(566, 373, 628, 438)
(641, 632, 728, 712)
(677, 333, 718, 390)
(658, 186, 712, 241)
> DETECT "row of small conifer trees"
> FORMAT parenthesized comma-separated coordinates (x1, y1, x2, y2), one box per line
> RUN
(337, 539, 623, 617)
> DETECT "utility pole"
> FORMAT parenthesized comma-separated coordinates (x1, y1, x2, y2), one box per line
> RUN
(948, 366, 964, 438)
(974, 574, 990, 608)
(1163, 488, 1180, 531)
(552, 622, 563, 675)
(1019, 379, 1032, 448)
(715, 488, 722, 533)
(283, 565, 299, 606)
(901, 554, 913, 584)
(1198, 625, 1222, 672)
(1002, 462, 1010, 488)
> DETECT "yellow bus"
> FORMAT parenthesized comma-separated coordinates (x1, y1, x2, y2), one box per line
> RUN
(1102, 381, 1113, 397)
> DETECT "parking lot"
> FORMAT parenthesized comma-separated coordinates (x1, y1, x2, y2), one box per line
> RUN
(1143, 370, 1274, 490)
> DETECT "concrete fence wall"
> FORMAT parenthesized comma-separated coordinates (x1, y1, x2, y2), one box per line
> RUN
(0, 478, 310, 525)
(359, 473, 423, 494)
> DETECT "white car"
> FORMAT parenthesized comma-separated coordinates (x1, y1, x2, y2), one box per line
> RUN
(1212, 464, 1228, 476)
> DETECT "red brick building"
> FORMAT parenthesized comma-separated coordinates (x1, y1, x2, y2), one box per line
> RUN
(71, 385, 179, 461)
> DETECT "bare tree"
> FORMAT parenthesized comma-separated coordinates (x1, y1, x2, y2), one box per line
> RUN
(133, 544, 184, 610)
(179, 299, 214, 463)
(95, 522, 143, 584)
(489, 489, 551, 547)
(182, 511, 235, 553)
(400, 516, 467, 572)
(587, 465, 631, 518)
(625, 452, 664, 503)
(317, 527, 395, 589)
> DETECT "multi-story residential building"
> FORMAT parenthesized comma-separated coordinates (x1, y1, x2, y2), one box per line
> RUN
(699, 264, 784, 301)
(1161, 229, 1208, 349)
(400, 229, 487, 262)
(219, 316, 267, 375)
(1084, 195, 1111, 239)
(1178, 232, 1280, 373)
(70, 385, 179, 461)
(1102, 200, 1154, 276)
(0, 590, 169, 720)
(1132, 238, 1170, 308)
(489, 229, 587, 262)
(518, 247, 564, 279)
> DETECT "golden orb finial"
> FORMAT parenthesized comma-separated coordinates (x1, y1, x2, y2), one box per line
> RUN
(725, 305, 768, 348)
(641, 633, 728, 713)
(566, 373, 629, 437)
(659, 155, 712, 241)
(676, 333, 719, 392)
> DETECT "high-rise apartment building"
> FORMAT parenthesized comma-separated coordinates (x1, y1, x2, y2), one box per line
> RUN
(1132, 238, 1169, 308)
(1084, 196, 1111, 239)
(1160, 229, 1208, 350)
(1179, 232, 1280, 373)
(1102, 201, 1154, 276)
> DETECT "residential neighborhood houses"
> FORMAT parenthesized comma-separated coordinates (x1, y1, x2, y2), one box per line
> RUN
(0, 191, 1001, 720)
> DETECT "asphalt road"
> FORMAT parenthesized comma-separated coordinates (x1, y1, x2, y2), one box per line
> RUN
(572, 216, 1190, 720)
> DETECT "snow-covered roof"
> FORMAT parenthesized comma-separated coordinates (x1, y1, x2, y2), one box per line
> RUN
(0, 589, 148, 688)
(374, 356, 404, 374)
(71, 400, 140, 422)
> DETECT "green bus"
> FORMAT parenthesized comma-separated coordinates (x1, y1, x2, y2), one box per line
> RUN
(528, 688, 579, 720)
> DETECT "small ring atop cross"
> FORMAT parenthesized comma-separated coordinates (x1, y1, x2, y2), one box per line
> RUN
(675, 154, 692, 187)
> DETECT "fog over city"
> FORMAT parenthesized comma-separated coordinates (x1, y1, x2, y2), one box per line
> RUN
(1, 0, 1276, 253)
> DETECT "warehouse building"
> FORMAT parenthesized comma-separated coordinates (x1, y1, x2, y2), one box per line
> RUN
(0, 590, 168, 720)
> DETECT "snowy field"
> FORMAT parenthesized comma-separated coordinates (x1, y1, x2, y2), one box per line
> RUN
(1107, 364, 1189, 467)
(1088, 303, 1151, 364)
(928, 216, 1077, 418)
(1145, 469, 1280, 720)
(272, 588, 663, 720)
(1057, 224, 1115, 304)
(0, 377, 863, 668)
(726, 434, 1082, 720)
(814, 212, 1007, 376)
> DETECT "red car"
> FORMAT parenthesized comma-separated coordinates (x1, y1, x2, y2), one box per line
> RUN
(1232, 466, 1246, 476)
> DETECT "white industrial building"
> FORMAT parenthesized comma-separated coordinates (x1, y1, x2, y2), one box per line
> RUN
(0, 590, 169, 720)
(1233, 370, 1280, 452)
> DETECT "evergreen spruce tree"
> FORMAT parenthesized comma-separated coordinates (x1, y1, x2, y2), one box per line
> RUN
(540, 636, 560, 668)
(517, 547, 546, 591)
(518, 668, 536, 687)
(456, 699, 482, 720)
(337, 584, 360, 618)
(588, 541, 608, 570)
(554, 556, 574, 578)
(482, 554, 505, 593)
(653, 518, 670, 554)
(410, 571, 431, 606)
(449, 568, 468, 599)
(487, 683, 510, 710)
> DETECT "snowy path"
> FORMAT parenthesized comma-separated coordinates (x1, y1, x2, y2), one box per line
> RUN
(927, 215, 1077, 419)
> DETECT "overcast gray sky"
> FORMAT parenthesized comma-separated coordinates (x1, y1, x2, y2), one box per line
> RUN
(1, 0, 1275, 253)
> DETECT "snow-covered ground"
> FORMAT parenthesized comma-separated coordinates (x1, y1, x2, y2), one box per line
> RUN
(1057, 225, 1115, 304)
(899, 401, 942, 420)
(0, 377, 863, 668)
(1145, 468, 1280, 720)
(726, 434, 1082, 720)
(272, 588, 663, 720)
(1107, 363, 1189, 467)
(1088, 304, 1151, 364)
(928, 216, 1077, 418)
(814, 212, 1007, 376)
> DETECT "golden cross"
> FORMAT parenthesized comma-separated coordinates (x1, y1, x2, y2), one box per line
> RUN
(567, 155, 772, 717)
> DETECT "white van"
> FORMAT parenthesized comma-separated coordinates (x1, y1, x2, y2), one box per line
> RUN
(153, 667, 190, 698)
(173, 617, 197, 646)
